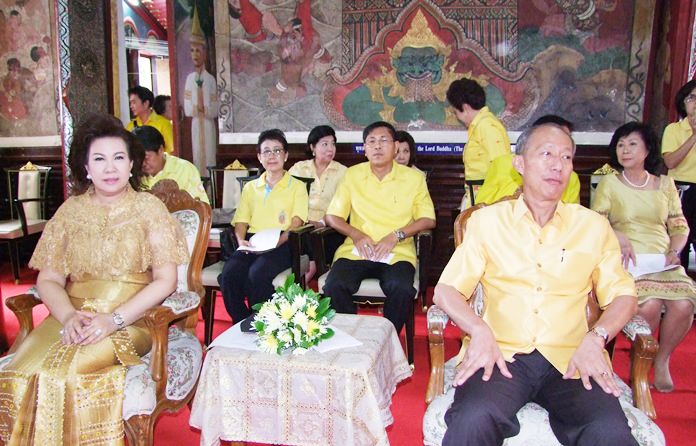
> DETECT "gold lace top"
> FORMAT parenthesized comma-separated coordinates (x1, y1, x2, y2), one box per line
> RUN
(29, 186, 189, 281)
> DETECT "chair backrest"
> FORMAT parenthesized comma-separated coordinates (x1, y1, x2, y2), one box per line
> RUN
(208, 166, 260, 209)
(4, 166, 52, 221)
(236, 174, 261, 193)
(291, 175, 314, 194)
(149, 179, 212, 330)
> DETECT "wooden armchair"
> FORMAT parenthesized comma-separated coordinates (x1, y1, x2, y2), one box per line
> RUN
(423, 202, 665, 446)
(3, 180, 212, 446)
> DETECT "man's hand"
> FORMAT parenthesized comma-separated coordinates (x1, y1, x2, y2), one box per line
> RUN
(372, 232, 398, 261)
(563, 333, 620, 396)
(353, 235, 376, 260)
(453, 323, 512, 386)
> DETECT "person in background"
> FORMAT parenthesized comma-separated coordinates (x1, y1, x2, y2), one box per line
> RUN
(476, 115, 580, 204)
(218, 129, 308, 323)
(153, 94, 173, 121)
(447, 78, 509, 206)
(0, 113, 189, 443)
(662, 79, 696, 268)
(394, 130, 426, 176)
(126, 85, 174, 154)
(288, 125, 347, 282)
(593, 121, 696, 393)
(133, 125, 209, 203)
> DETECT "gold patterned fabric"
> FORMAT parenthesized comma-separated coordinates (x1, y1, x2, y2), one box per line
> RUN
(288, 159, 347, 222)
(0, 186, 189, 445)
(592, 174, 696, 306)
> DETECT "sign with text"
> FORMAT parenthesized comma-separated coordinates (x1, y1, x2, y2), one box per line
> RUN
(353, 143, 464, 155)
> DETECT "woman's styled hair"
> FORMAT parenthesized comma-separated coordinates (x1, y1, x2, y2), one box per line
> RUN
(608, 122, 663, 175)
(68, 113, 144, 194)
(257, 128, 288, 153)
(394, 130, 417, 166)
(306, 125, 336, 157)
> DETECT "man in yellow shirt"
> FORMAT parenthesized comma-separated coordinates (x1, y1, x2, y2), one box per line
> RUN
(323, 121, 436, 334)
(133, 126, 209, 203)
(447, 78, 509, 206)
(126, 86, 174, 154)
(434, 123, 638, 445)
(476, 115, 580, 205)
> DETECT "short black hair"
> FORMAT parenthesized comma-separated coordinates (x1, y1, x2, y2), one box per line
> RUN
(128, 85, 154, 109)
(446, 78, 485, 111)
(257, 128, 288, 153)
(608, 122, 662, 175)
(394, 130, 416, 166)
(362, 121, 396, 142)
(675, 80, 696, 119)
(132, 125, 165, 152)
(153, 95, 171, 116)
(533, 115, 574, 133)
(307, 125, 336, 157)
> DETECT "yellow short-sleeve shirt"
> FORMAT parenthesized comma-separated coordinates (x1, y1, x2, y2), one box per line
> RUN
(662, 118, 696, 183)
(126, 112, 174, 154)
(463, 106, 510, 181)
(142, 154, 209, 203)
(438, 195, 636, 374)
(327, 162, 435, 266)
(232, 171, 309, 233)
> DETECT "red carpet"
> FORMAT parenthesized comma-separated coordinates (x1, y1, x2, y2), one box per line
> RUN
(1, 265, 695, 445)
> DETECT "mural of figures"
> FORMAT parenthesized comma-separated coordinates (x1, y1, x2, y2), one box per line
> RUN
(215, 0, 655, 133)
(0, 0, 58, 136)
(184, 5, 219, 173)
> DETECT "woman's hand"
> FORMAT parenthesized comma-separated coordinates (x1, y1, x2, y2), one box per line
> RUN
(61, 311, 94, 345)
(615, 231, 636, 269)
(665, 250, 681, 266)
(78, 312, 119, 345)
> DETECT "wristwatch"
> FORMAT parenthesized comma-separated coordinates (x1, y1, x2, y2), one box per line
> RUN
(112, 312, 126, 330)
(589, 326, 609, 345)
(394, 230, 406, 242)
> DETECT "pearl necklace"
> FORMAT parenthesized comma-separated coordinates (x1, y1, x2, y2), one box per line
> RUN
(622, 170, 650, 188)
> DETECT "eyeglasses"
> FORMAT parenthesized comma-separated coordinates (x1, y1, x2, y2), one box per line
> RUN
(364, 137, 394, 147)
(260, 148, 285, 157)
(685, 94, 696, 103)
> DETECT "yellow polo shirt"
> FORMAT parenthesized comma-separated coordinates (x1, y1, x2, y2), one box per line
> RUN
(438, 195, 636, 374)
(126, 111, 174, 154)
(476, 154, 580, 204)
(464, 106, 510, 181)
(327, 162, 435, 266)
(233, 171, 308, 233)
(142, 154, 209, 203)
(662, 118, 696, 183)
(288, 159, 347, 222)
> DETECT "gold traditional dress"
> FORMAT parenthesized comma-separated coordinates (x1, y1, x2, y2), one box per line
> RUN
(0, 186, 188, 445)
(592, 174, 696, 305)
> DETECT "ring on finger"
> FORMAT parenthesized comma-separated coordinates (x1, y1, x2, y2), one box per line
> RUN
(600, 371, 609, 377)
(95, 328, 103, 336)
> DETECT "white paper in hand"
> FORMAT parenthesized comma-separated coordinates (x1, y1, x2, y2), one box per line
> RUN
(237, 228, 281, 253)
(351, 246, 394, 264)
(627, 253, 679, 278)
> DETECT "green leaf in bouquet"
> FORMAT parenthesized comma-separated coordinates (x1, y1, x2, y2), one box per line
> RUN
(317, 296, 332, 314)
(251, 301, 265, 311)
(254, 320, 265, 332)
(319, 327, 335, 340)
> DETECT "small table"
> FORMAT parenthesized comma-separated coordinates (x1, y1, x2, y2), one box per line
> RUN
(189, 314, 412, 446)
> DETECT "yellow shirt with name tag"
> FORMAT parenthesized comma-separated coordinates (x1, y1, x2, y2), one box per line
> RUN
(233, 171, 308, 233)
(438, 195, 636, 375)
(142, 154, 209, 203)
(327, 161, 435, 266)
(662, 118, 696, 183)
(463, 106, 510, 181)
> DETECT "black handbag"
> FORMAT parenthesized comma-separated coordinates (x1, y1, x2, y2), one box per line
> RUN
(219, 227, 238, 261)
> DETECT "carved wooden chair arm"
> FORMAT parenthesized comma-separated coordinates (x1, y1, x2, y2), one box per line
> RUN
(426, 305, 449, 404)
(629, 332, 658, 419)
(5, 292, 42, 354)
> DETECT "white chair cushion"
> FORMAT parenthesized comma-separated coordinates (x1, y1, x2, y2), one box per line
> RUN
(122, 327, 203, 419)
(201, 261, 224, 288)
(172, 209, 200, 292)
(317, 269, 419, 299)
(422, 358, 665, 446)
(272, 255, 309, 288)
(0, 219, 46, 238)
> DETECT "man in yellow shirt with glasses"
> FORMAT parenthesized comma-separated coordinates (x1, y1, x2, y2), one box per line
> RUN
(323, 121, 436, 335)
(434, 123, 639, 445)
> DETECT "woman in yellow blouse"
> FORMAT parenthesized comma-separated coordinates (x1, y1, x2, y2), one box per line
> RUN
(219, 129, 308, 322)
(288, 125, 346, 281)
(0, 114, 189, 444)
(592, 122, 696, 393)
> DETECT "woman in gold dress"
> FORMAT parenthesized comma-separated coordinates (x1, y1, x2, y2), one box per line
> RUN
(592, 122, 696, 393)
(0, 114, 189, 444)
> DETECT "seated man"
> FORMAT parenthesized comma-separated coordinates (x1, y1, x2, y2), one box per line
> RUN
(434, 123, 638, 446)
(133, 125, 209, 203)
(323, 121, 436, 335)
(476, 115, 580, 205)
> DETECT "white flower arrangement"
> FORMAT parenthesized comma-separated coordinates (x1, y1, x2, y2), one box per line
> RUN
(252, 274, 336, 354)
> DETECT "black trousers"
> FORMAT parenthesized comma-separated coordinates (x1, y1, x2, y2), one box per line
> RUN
(677, 181, 696, 267)
(442, 350, 637, 446)
(322, 258, 415, 334)
(217, 242, 291, 323)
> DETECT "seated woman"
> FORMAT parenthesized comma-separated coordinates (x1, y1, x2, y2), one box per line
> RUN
(394, 130, 426, 176)
(289, 125, 347, 281)
(592, 121, 696, 393)
(219, 129, 308, 322)
(0, 113, 189, 443)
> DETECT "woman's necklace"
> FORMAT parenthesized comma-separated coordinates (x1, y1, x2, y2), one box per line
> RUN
(622, 170, 650, 188)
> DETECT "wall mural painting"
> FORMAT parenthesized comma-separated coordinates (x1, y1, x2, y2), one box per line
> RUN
(0, 0, 59, 137)
(215, 0, 655, 134)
